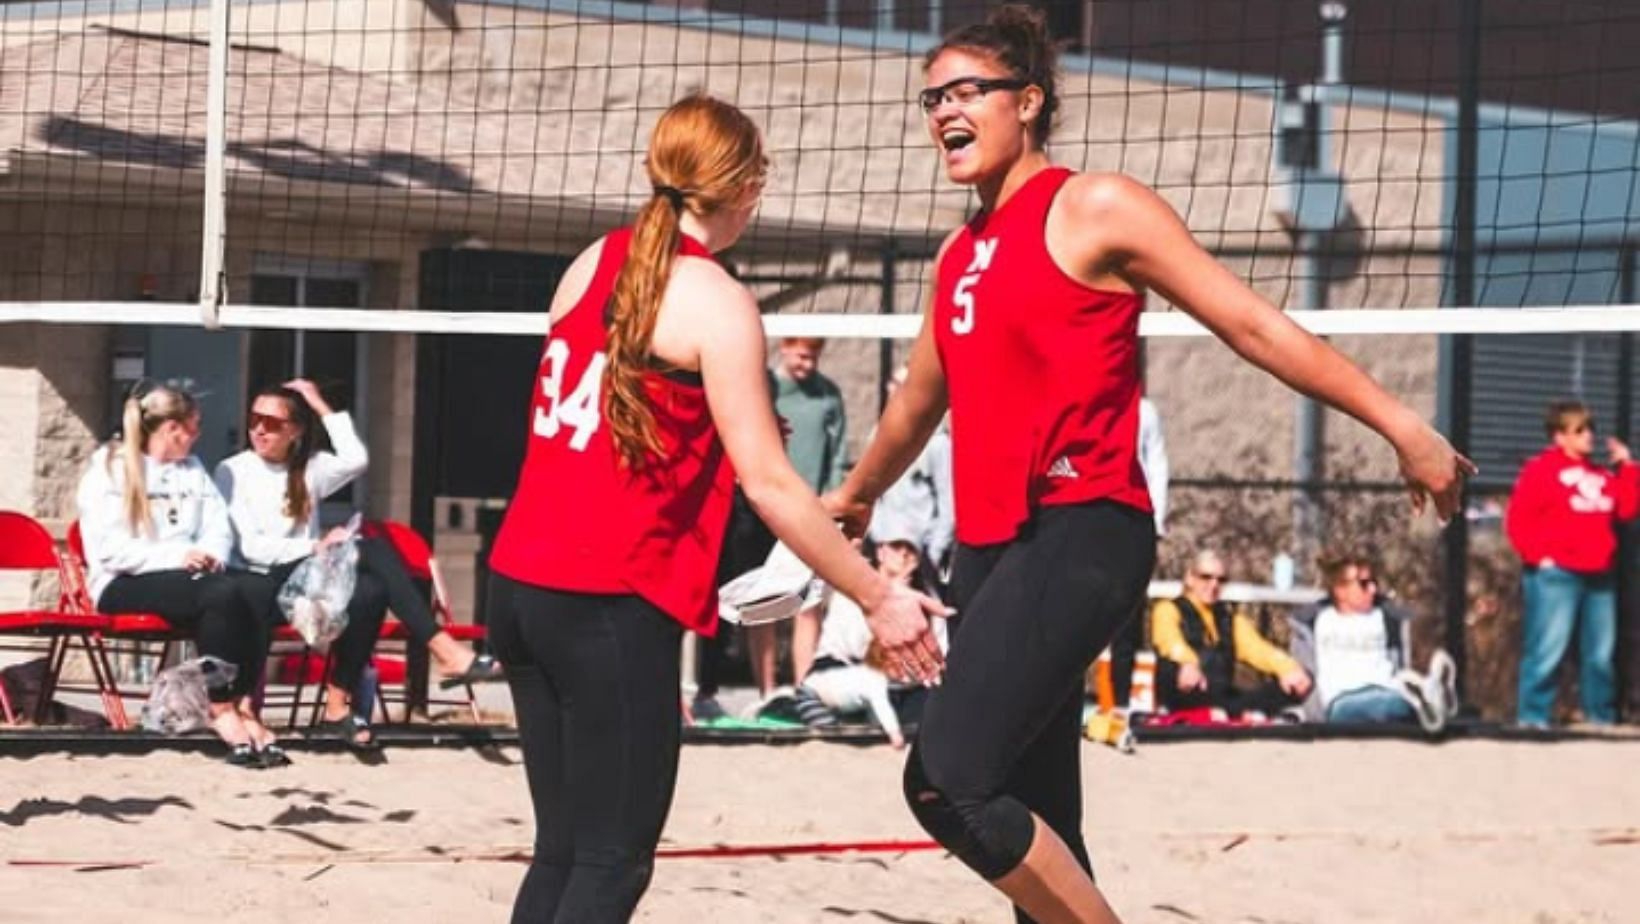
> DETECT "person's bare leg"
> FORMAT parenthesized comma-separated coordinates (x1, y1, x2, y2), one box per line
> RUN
(791, 606, 822, 682)
(235, 697, 278, 749)
(745, 623, 777, 697)
(209, 702, 251, 746)
(426, 630, 470, 674)
(992, 816, 1122, 924)
(321, 683, 350, 721)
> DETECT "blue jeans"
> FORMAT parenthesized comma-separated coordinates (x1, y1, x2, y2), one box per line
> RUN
(1517, 566, 1617, 725)
(1327, 686, 1417, 724)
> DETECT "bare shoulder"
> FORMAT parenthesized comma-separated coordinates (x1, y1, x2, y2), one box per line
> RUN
(547, 237, 608, 323)
(651, 254, 762, 369)
(669, 255, 759, 323)
(1059, 171, 1169, 224)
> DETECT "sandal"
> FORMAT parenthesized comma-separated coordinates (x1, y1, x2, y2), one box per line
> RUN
(213, 711, 262, 769)
(256, 743, 294, 767)
(226, 743, 263, 769)
(439, 653, 504, 690)
(318, 713, 378, 751)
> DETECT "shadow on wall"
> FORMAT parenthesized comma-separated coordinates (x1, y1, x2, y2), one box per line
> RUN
(41, 117, 477, 193)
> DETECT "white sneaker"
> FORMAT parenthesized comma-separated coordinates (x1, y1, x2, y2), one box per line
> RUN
(1393, 674, 1444, 734)
(1426, 649, 1460, 720)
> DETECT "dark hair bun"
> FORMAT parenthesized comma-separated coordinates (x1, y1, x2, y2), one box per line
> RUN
(925, 2, 1061, 145)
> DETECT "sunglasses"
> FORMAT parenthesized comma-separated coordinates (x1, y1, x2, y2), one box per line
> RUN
(1193, 572, 1227, 584)
(249, 412, 292, 434)
(918, 76, 1031, 114)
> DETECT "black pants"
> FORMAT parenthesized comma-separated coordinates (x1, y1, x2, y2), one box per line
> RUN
(245, 536, 445, 691)
(1155, 667, 1302, 717)
(99, 570, 267, 702)
(488, 575, 685, 924)
(905, 501, 1155, 924)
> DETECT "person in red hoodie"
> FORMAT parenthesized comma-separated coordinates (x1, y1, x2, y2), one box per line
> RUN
(1506, 399, 1638, 727)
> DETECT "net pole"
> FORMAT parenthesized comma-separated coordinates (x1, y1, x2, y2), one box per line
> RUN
(1619, 247, 1637, 722)
(1443, 0, 1483, 696)
(197, 0, 232, 329)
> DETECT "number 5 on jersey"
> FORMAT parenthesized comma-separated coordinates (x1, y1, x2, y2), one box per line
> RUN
(534, 338, 606, 451)
(951, 238, 997, 336)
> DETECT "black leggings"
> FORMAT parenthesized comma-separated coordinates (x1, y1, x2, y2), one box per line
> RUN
(246, 536, 445, 691)
(99, 571, 267, 702)
(903, 501, 1155, 923)
(487, 575, 685, 924)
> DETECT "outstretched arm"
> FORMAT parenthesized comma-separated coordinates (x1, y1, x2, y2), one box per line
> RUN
(827, 230, 960, 534)
(688, 267, 949, 682)
(1065, 173, 1473, 519)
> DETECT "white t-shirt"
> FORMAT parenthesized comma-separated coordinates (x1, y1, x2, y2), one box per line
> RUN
(813, 591, 949, 665)
(213, 412, 368, 571)
(1313, 605, 1397, 708)
(76, 446, 234, 604)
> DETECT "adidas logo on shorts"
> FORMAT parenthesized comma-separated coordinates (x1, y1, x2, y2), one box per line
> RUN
(1047, 456, 1079, 479)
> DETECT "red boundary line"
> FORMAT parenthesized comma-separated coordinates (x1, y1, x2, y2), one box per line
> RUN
(6, 839, 944, 869)
(656, 839, 942, 859)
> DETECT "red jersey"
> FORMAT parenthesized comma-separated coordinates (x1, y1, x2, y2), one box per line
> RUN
(1505, 447, 1639, 574)
(933, 167, 1152, 546)
(489, 228, 735, 634)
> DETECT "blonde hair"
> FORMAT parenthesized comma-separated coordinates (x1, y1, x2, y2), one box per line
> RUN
(604, 92, 766, 469)
(111, 383, 199, 535)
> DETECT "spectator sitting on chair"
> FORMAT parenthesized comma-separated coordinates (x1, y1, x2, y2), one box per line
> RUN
(76, 381, 278, 768)
(1506, 399, 1638, 729)
(214, 379, 501, 749)
(794, 530, 948, 748)
(1149, 550, 1311, 718)
(1287, 553, 1458, 733)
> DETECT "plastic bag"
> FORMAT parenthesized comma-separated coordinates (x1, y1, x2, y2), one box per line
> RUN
(277, 513, 361, 650)
(140, 656, 238, 735)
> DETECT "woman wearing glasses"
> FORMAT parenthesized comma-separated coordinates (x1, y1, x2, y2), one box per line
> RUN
(824, 5, 1472, 922)
(214, 379, 501, 749)
(1150, 550, 1311, 718)
(75, 382, 275, 767)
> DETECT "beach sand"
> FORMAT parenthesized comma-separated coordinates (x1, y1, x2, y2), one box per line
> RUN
(1, 737, 1634, 922)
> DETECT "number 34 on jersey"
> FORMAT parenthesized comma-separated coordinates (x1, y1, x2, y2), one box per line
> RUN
(533, 337, 605, 451)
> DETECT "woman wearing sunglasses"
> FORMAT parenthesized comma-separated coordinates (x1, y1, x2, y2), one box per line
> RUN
(76, 381, 276, 767)
(214, 379, 501, 749)
(824, 6, 1472, 922)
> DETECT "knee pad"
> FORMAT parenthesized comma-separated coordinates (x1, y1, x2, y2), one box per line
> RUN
(902, 747, 1035, 880)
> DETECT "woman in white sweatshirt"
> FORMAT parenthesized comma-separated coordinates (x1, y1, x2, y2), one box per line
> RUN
(215, 379, 500, 748)
(76, 382, 278, 767)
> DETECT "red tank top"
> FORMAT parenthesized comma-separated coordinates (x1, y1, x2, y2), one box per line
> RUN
(933, 167, 1152, 546)
(489, 228, 735, 634)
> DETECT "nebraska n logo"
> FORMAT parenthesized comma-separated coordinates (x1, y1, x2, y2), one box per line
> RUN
(952, 238, 998, 336)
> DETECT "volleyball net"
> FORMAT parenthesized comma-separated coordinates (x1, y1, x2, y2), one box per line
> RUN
(0, 0, 1636, 316)
(3, 0, 1639, 471)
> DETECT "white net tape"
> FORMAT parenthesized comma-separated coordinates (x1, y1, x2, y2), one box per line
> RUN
(5, 302, 1640, 339)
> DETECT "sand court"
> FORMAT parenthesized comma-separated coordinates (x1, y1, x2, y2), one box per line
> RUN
(1, 736, 1634, 922)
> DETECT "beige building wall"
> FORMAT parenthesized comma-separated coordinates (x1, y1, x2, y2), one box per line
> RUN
(2, 0, 1454, 608)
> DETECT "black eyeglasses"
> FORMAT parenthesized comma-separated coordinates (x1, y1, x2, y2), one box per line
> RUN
(918, 76, 1031, 114)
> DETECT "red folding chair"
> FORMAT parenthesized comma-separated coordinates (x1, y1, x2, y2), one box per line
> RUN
(64, 520, 186, 728)
(0, 512, 123, 726)
(364, 520, 487, 723)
